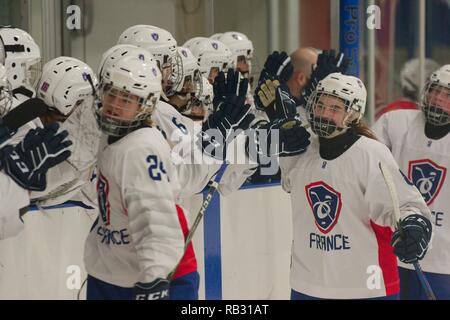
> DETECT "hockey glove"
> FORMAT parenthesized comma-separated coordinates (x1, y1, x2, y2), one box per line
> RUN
(213, 68, 249, 112)
(134, 278, 170, 300)
(254, 79, 298, 121)
(0, 123, 72, 191)
(391, 214, 432, 264)
(0, 118, 15, 147)
(247, 118, 310, 160)
(200, 94, 255, 160)
(257, 51, 294, 86)
(299, 50, 350, 106)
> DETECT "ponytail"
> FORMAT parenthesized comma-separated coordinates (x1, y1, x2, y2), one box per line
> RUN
(350, 119, 378, 140)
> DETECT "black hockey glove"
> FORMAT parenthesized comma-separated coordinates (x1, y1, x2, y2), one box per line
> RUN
(391, 214, 432, 264)
(0, 118, 15, 146)
(0, 123, 72, 191)
(299, 49, 350, 106)
(247, 118, 310, 160)
(257, 51, 294, 86)
(200, 94, 255, 160)
(254, 79, 298, 121)
(212, 68, 249, 112)
(134, 278, 170, 300)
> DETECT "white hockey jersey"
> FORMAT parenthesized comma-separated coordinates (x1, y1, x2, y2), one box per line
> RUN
(280, 134, 431, 299)
(373, 110, 450, 274)
(8, 96, 96, 207)
(153, 101, 257, 197)
(0, 172, 29, 240)
(84, 128, 184, 287)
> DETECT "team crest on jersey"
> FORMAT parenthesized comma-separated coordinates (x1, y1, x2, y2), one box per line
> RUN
(151, 32, 159, 41)
(138, 54, 145, 61)
(408, 159, 447, 205)
(97, 171, 111, 225)
(152, 67, 157, 77)
(212, 42, 218, 50)
(82, 72, 88, 81)
(305, 181, 342, 234)
(181, 49, 188, 58)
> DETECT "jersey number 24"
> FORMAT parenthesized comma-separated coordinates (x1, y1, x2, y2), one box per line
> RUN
(147, 155, 168, 181)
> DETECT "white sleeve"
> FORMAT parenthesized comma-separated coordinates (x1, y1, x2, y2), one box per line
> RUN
(170, 121, 222, 197)
(122, 146, 183, 283)
(218, 132, 258, 196)
(372, 113, 392, 149)
(364, 143, 432, 228)
(0, 172, 29, 239)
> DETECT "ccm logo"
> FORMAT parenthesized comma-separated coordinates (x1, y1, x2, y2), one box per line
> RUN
(136, 289, 169, 300)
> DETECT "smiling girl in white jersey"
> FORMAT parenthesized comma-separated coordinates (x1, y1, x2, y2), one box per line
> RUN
(84, 50, 183, 300)
(280, 73, 433, 300)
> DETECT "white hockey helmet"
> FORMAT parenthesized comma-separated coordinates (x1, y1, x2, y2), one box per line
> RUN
(210, 33, 223, 41)
(182, 36, 207, 49)
(0, 64, 13, 117)
(400, 58, 440, 100)
(306, 73, 367, 138)
(95, 51, 162, 136)
(182, 76, 212, 121)
(216, 32, 253, 68)
(420, 64, 450, 126)
(37, 56, 98, 117)
(171, 46, 202, 95)
(117, 25, 180, 96)
(185, 38, 233, 84)
(0, 27, 41, 91)
(97, 44, 154, 82)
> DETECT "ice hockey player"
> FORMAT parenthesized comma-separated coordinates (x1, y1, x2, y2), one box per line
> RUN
(84, 50, 183, 300)
(184, 37, 233, 85)
(99, 38, 255, 299)
(215, 31, 254, 84)
(279, 73, 432, 300)
(0, 65, 72, 238)
(0, 27, 41, 105)
(373, 65, 450, 299)
(21, 56, 98, 207)
(376, 58, 440, 119)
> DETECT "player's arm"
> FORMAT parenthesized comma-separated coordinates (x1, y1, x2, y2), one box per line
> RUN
(122, 145, 183, 299)
(217, 132, 259, 196)
(365, 145, 432, 264)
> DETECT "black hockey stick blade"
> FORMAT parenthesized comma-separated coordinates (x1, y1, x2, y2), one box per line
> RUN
(3, 98, 48, 130)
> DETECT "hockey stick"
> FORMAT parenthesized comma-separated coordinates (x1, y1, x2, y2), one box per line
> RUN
(2, 98, 48, 130)
(378, 162, 436, 300)
(168, 161, 229, 280)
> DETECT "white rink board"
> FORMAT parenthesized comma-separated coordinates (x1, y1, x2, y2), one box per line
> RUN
(0, 185, 292, 299)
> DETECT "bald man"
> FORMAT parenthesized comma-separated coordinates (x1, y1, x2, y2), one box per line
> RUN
(286, 47, 319, 104)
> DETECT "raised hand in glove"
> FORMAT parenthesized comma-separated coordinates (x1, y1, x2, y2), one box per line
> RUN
(200, 94, 255, 160)
(248, 118, 310, 160)
(134, 278, 170, 300)
(213, 68, 249, 111)
(254, 79, 298, 121)
(299, 49, 350, 106)
(258, 51, 294, 85)
(0, 123, 72, 191)
(391, 214, 432, 264)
